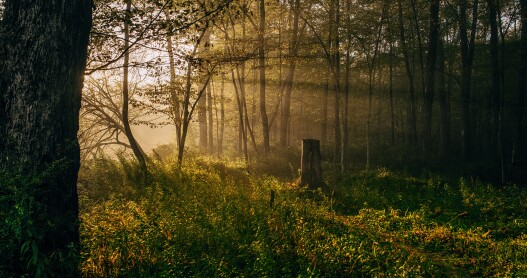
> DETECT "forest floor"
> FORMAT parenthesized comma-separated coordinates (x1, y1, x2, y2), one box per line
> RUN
(78, 156, 527, 277)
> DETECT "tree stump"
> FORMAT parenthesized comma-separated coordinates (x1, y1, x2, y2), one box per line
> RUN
(300, 139, 324, 188)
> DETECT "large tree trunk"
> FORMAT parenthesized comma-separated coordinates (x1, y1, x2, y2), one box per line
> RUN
(423, 0, 440, 154)
(0, 0, 91, 275)
(122, 0, 147, 172)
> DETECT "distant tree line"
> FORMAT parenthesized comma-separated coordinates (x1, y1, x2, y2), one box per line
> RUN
(80, 0, 527, 183)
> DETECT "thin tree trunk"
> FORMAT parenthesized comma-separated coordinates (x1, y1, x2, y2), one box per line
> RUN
(341, 0, 352, 171)
(167, 36, 182, 148)
(438, 36, 450, 155)
(178, 56, 194, 164)
(366, 1, 388, 170)
(515, 0, 527, 162)
(389, 40, 396, 145)
(280, 0, 301, 147)
(376, 64, 383, 145)
(198, 30, 211, 151)
(219, 74, 226, 157)
(231, 70, 249, 161)
(122, 0, 147, 172)
(198, 87, 208, 150)
(322, 76, 329, 147)
(259, 0, 270, 155)
(238, 65, 260, 154)
(423, 0, 440, 154)
(177, 27, 209, 164)
(487, 0, 505, 183)
(332, 0, 342, 163)
(459, 0, 479, 159)
(208, 79, 214, 154)
(410, 0, 426, 95)
(488, 0, 500, 146)
(398, 0, 418, 144)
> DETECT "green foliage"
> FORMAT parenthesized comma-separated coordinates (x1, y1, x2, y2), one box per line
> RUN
(79, 159, 527, 277)
(1, 160, 79, 277)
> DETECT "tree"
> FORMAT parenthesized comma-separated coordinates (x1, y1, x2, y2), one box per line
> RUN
(198, 29, 212, 152)
(397, 0, 418, 144)
(486, 0, 505, 183)
(514, 0, 527, 163)
(122, 0, 148, 173)
(280, 0, 301, 147)
(437, 36, 450, 155)
(458, 0, 479, 159)
(341, 0, 352, 169)
(365, 1, 388, 170)
(259, 0, 271, 155)
(79, 71, 148, 160)
(423, 0, 440, 154)
(0, 0, 92, 275)
(331, 0, 342, 163)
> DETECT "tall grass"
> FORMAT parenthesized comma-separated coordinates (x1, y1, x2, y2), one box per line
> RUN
(78, 156, 527, 277)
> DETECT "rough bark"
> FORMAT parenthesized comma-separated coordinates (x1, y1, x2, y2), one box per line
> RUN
(300, 139, 324, 189)
(0, 0, 92, 275)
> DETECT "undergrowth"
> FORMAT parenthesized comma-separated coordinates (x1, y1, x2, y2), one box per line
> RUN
(78, 156, 527, 277)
